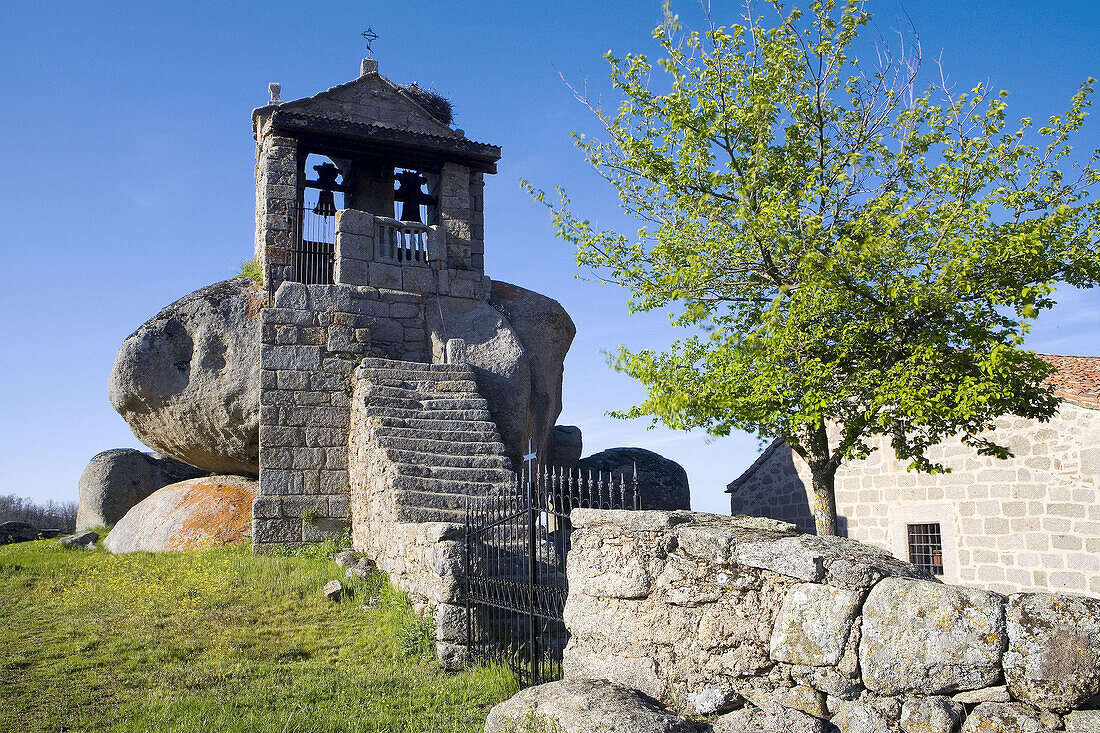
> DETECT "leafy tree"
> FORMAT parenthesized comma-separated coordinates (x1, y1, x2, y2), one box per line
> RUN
(527, 0, 1100, 534)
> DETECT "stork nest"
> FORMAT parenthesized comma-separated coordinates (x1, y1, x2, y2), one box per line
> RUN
(402, 83, 454, 127)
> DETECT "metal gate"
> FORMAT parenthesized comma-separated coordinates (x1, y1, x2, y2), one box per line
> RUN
(292, 201, 335, 285)
(464, 464, 639, 686)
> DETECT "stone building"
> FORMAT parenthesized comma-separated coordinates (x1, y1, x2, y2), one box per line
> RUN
(727, 354, 1100, 597)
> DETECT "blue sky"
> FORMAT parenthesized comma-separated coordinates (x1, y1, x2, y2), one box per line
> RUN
(0, 1, 1096, 512)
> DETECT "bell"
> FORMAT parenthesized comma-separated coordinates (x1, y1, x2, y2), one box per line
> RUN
(313, 189, 336, 217)
(312, 162, 341, 217)
(394, 169, 434, 224)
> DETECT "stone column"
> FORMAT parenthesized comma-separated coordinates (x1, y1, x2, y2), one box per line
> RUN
(470, 171, 485, 273)
(254, 125, 298, 295)
(438, 162, 473, 271)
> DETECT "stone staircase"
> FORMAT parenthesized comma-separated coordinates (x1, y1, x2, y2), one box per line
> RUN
(353, 357, 516, 524)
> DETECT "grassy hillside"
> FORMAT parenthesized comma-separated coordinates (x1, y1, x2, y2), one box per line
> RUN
(0, 537, 515, 733)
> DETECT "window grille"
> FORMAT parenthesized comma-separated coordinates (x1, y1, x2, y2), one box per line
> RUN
(907, 523, 945, 576)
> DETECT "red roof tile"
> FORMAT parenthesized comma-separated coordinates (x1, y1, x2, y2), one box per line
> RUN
(1039, 354, 1100, 410)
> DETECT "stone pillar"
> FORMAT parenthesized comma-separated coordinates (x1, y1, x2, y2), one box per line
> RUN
(333, 209, 375, 286)
(470, 171, 485, 273)
(438, 162, 474, 272)
(255, 124, 298, 295)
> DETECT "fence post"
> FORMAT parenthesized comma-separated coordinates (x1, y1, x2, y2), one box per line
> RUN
(526, 463, 539, 684)
(464, 497, 472, 670)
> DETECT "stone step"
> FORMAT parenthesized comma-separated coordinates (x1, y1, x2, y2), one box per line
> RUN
(359, 356, 471, 373)
(374, 424, 501, 444)
(358, 382, 480, 400)
(385, 444, 512, 468)
(372, 415, 501, 438)
(394, 504, 468, 524)
(392, 479, 513, 500)
(385, 448, 512, 470)
(359, 393, 488, 412)
(393, 462, 516, 485)
(359, 365, 474, 382)
(360, 406, 494, 422)
(419, 397, 490, 411)
(375, 434, 506, 456)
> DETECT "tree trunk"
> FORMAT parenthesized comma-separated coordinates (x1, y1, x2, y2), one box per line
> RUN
(810, 463, 838, 536)
(808, 420, 839, 536)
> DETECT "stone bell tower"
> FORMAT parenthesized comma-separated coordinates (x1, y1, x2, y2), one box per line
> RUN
(250, 59, 503, 549)
(252, 57, 500, 299)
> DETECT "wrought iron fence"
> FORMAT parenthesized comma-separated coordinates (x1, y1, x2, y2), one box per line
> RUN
(464, 464, 639, 687)
(292, 201, 335, 285)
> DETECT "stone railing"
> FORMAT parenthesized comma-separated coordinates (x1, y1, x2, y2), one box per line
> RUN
(373, 217, 433, 265)
(333, 209, 443, 291)
(562, 509, 1100, 730)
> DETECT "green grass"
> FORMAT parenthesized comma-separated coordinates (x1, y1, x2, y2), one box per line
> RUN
(238, 257, 262, 284)
(0, 537, 516, 732)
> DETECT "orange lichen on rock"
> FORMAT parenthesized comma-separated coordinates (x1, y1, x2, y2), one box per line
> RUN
(103, 475, 259, 554)
(164, 479, 258, 550)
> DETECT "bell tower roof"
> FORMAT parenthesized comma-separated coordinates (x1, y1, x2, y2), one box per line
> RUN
(252, 60, 500, 173)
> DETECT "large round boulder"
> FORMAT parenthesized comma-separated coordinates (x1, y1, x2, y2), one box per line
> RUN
(109, 278, 262, 475)
(489, 281, 576, 459)
(103, 476, 258, 553)
(0, 521, 42, 545)
(576, 448, 690, 510)
(76, 448, 204, 530)
(428, 296, 532, 467)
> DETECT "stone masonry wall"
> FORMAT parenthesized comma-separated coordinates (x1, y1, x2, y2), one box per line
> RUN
(564, 509, 1100, 730)
(729, 403, 1100, 597)
(252, 281, 429, 550)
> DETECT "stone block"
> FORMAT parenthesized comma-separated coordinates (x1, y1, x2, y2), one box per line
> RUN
(260, 345, 322, 371)
(302, 517, 344, 543)
(371, 318, 403, 344)
(252, 496, 282, 519)
(253, 518, 300, 544)
(262, 307, 315, 326)
(273, 282, 308, 309)
(305, 427, 346, 448)
(307, 285, 353, 312)
(261, 447, 293, 470)
(325, 447, 348, 469)
(280, 496, 326, 517)
(275, 370, 311, 391)
(334, 256, 371, 286)
(259, 424, 303, 448)
(368, 262, 403, 290)
(402, 265, 436, 294)
(259, 469, 304, 495)
(335, 208, 374, 236)
(319, 470, 347, 494)
(859, 578, 1006, 695)
(960, 703, 1043, 733)
(327, 496, 350, 519)
(434, 602, 467, 643)
(1003, 592, 1100, 712)
(291, 447, 326, 470)
(770, 582, 864, 665)
(326, 325, 355, 352)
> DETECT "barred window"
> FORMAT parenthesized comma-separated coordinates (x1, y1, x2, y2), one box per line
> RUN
(907, 523, 945, 576)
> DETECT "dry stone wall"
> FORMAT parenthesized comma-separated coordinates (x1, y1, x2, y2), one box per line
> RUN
(729, 403, 1100, 597)
(253, 282, 430, 550)
(564, 509, 1100, 730)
